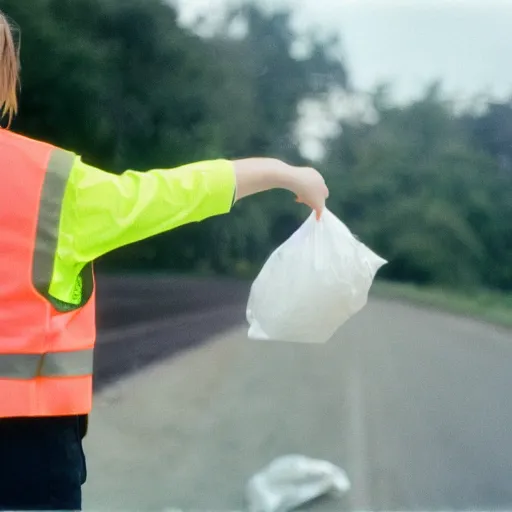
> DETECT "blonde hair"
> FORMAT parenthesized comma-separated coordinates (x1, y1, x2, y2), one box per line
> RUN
(0, 12, 19, 126)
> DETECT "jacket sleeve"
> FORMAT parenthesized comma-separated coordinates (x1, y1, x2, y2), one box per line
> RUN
(56, 158, 236, 265)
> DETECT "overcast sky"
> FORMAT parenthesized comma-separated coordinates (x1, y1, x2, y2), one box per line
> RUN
(175, 0, 512, 102)
(173, 0, 512, 159)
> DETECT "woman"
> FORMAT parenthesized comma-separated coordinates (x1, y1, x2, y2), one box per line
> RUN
(0, 11, 328, 511)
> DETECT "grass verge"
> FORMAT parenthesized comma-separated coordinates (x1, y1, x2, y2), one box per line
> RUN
(371, 281, 512, 329)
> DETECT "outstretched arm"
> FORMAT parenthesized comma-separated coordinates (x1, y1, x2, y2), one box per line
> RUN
(60, 156, 328, 264)
(232, 158, 328, 217)
(51, 156, 328, 304)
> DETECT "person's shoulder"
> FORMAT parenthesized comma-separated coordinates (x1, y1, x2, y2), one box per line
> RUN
(0, 128, 72, 155)
(1, 127, 46, 144)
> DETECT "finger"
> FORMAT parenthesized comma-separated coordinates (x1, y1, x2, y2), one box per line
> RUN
(316, 199, 327, 220)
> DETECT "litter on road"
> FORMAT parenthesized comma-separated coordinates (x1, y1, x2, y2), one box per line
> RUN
(247, 208, 386, 344)
(246, 455, 351, 512)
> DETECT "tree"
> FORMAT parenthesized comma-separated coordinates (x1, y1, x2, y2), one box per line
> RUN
(197, 4, 348, 272)
(324, 84, 512, 289)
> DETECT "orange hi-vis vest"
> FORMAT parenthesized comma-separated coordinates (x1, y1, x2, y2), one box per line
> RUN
(0, 129, 96, 418)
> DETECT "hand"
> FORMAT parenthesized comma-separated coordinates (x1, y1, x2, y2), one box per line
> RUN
(232, 158, 329, 219)
(288, 165, 329, 220)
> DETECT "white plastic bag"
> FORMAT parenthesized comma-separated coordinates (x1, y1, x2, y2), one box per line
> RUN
(246, 208, 386, 344)
(246, 455, 351, 512)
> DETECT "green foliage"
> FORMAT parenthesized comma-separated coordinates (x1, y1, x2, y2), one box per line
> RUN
(324, 86, 512, 290)
(372, 281, 512, 329)
(7, 0, 224, 170)
(2, 0, 511, 291)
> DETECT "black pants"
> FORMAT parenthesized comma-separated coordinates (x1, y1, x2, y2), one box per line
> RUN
(0, 415, 87, 511)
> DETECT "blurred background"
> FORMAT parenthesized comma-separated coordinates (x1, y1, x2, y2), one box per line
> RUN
(5, 0, 512, 294)
(3, 0, 512, 510)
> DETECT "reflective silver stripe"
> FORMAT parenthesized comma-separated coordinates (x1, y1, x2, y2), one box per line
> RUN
(0, 354, 41, 379)
(31, 148, 95, 312)
(0, 350, 93, 379)
(32, 149, 76, 296)
(41, 349, 94, 378)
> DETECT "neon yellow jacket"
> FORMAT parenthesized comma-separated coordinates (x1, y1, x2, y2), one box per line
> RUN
(50, 157, 236, 305)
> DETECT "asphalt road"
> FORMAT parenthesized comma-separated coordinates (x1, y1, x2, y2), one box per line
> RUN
(85, 276, 512, 511)
(93, 275, 248, 391)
